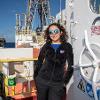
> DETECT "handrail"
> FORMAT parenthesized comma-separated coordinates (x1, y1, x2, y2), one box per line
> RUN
(0, 58, 38, 63)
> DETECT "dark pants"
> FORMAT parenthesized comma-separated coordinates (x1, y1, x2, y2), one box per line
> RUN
(35, 76, 66, 100)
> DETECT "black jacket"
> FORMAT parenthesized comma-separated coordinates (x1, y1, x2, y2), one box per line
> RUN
(34, 42, 74, 85)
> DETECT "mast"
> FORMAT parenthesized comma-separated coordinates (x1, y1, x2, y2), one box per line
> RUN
(60, 0, 62, 23)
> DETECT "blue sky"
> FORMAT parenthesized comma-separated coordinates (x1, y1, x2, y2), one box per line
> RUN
(0, 0, 65, 42)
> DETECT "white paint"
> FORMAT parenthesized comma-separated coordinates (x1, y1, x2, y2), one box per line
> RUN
(0, 48, 33, 59)
(66, 0, 100, 100)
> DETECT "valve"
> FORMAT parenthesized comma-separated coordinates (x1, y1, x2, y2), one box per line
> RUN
(79, 30, 100, 100)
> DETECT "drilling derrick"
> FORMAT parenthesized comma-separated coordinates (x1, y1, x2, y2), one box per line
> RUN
(15, 0, 50, 47)
(28, 0, 50, 31)
(16, 0, 50, 34)
(38, 0, 50, 30)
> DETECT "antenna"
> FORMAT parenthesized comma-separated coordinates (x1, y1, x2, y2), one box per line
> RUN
(60, 0, 62, 23)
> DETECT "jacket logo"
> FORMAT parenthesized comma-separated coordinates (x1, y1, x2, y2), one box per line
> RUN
(60, 50, 65, 54)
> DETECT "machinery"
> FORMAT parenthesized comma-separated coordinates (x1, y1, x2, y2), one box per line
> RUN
(0, 38, 6, 48)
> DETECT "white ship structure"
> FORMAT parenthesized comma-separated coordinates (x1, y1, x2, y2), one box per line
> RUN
(0, 0, 49, 99)
(65, 0, 100, 100)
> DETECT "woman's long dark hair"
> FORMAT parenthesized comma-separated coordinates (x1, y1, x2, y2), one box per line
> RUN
(44, 23, 68, 43)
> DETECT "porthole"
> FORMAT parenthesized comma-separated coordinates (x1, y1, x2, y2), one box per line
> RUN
(90, 0, 100, 14)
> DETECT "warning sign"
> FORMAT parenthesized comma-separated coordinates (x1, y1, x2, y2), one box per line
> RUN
(86, 83, 94, 98)
(77, 79, 85, 92)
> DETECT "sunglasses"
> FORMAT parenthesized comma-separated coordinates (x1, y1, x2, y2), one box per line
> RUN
(49, 29, 60, 34)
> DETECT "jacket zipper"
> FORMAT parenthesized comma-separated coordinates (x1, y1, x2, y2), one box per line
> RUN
(49, 50, 57, 82)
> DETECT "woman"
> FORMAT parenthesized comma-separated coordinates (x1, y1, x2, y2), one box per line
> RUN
(34, 23, 74, 100)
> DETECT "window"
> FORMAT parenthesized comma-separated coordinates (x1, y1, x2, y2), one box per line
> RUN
(90, 0, 100, 14)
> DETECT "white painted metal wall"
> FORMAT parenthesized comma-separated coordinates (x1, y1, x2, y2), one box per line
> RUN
(66, 0, 100, 64)
(66, 0, 100, 100)
(0, 48, 33, 59)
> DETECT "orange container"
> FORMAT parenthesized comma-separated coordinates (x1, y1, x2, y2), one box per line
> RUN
(22, 81, 28, 93)
(33, 48, 40, 60)
(8, 86, 15, 96)
(15, 83, 23, 94)
(5, 80, 37, 100)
